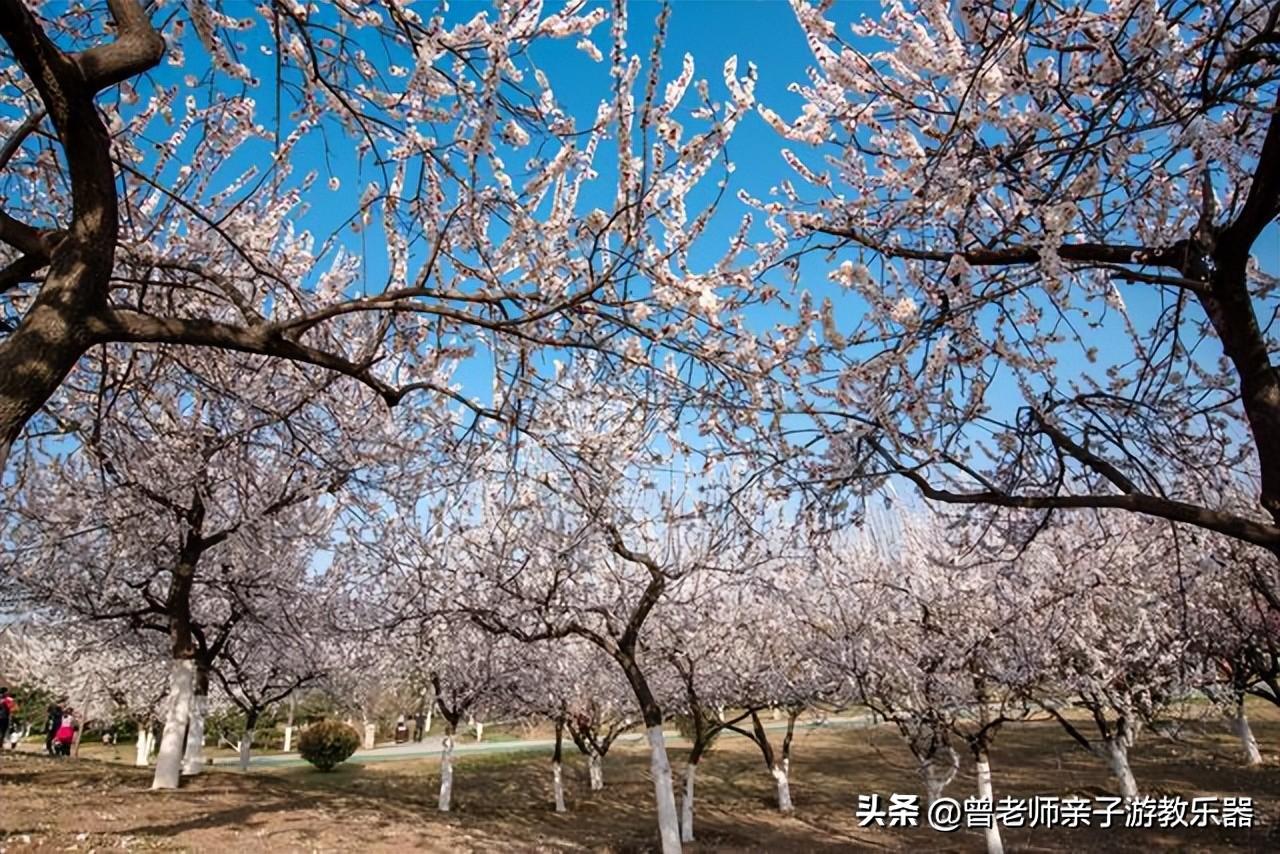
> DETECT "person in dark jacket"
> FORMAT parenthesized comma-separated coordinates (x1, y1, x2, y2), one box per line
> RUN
(45, 702, 63, 755)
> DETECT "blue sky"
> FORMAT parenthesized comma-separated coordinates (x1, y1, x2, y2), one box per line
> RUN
(148, 2, 1274, 502)
(10, 0, 1277, 487)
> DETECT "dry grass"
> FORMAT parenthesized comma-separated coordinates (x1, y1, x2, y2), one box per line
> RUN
(3, 704, 1280, 852)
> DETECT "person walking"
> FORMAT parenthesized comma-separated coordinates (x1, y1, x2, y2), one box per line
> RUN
(44, 702, 63, 755)
(52, 707, 77, 757)
(0, 688, 16, 750)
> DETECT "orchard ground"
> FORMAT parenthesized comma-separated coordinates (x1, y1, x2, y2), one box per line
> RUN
(3, 707, 1280, 852)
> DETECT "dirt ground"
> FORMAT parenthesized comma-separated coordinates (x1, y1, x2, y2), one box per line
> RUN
(3, 709, 1280, 852)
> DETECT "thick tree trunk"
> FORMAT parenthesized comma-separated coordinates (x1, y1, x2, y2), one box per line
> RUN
(1103, 738, 1138, 799)
(646, 725, 682, 854)
(134, 725, 152, 767)
(152, 658, 195, 790)
(781, 707, 800, 781)
(238, 731, 253, 771)
(974, 747, 1004, 854)
(680, 761, 697, 842)
(438, 725, 455, 812)
(362, 720, 376, 750)
(239, 710, 259, 772)
(552, 717, 567, 813)
(771, 763, 794, 813)
(181, 676, 208, 776)
(552, 761, 567, 813)
(919, 745, 959, 806)
(748, 709, 795, 812)
(1202, 238, 1280, 525)
(156, 537, 200, 789)
(923, 773, 947, 806)
(1231, 697, 1263, 766)
(284, 696, 296, 752)
(611, 625, 679, 852)
(0, 311, 92, 475)
(0, 0, 162, 477)
(588, 752, 604, 790)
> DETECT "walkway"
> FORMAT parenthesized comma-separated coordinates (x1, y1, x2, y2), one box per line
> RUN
(213, 713, 876, 769)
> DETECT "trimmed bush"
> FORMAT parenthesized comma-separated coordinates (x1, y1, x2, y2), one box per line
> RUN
(298, 720, 360, 772)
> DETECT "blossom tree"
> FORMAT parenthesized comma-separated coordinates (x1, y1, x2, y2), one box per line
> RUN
(0, 0, 766, 474)
(1029, 515, 1201, 799)
(562, 660, 639, 793)
(377, 366, 777, 854)
(211, 601, 324, 771)
(1184, 532, 1280, 765)
(562, 643, 637, 799)
(317, 628, 406, 752)
(414, 617, 527, 813)
(0, 617, 170, 764)
(512, 637, 636, 811)
(662, 563, 835, 830)
(816, 516, 1049, 854)
(758, 0, 1280, 552)
(0, 351, 414, 788)
(655, 589, 773, 842)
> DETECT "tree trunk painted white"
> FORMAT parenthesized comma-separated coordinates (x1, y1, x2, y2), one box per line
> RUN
(588, 752, 605, 790)
(680, 761, 697, 842)
(181, 692, 208, 776)
(1104, 738, 1139, 799)
(771, 764, 794, 813)
(553, 761, 567, 813)
(134, 726, 153, 767)
(425, 706, 433, 734)
(152, 658, 195, 790)
(472, 719, 484, 742)
(362, 722, 376, 750)
(975, 750, 1004, 854)
(284, 696, 296, 751)
(920, 746, 958, 806)
(438, 731, 455, 812)
(923, 774, 946, 806)
(238, 729, 254, 771)
(646, 725, 682, 854)
(1231, 700, 1263, 766)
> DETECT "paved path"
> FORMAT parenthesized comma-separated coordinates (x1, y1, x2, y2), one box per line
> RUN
(214, 713, 876, 769)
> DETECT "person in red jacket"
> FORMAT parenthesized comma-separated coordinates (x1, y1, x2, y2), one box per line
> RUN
(0, 688, 16, 749)
(52, 707, 78, 757)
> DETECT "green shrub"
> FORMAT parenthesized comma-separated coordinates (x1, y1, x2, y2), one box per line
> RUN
(298, 720, 360, 772)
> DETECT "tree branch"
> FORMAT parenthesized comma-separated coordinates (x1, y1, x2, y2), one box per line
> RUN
(0, 109, 45, 173)
(1031, 409, 1142, 495)
(888, 456, 1280, 550)
(815, 224, 1190, 270)
(72, 0, 165, 90)
(1218, 90, 1280, 256)
(87, 308, 400, 405)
